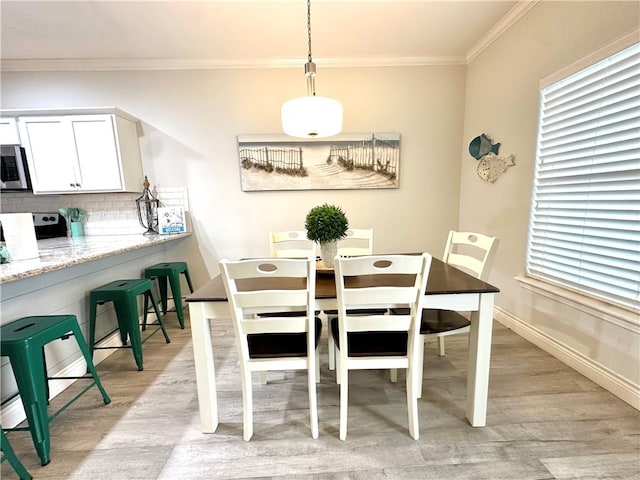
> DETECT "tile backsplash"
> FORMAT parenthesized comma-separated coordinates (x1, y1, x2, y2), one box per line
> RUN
(0, 187, 189, 235)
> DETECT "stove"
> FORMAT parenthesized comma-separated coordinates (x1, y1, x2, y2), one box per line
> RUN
(32, 212, 67, 239)
(0, 212, 68, 241)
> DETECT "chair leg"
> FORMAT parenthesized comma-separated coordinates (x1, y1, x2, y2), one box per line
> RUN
(438, 336, 446, 356)
(308, 353, 319, 439)
(10, 345, 51, 465)
(390, 368, 398, 383)
(113, 300, 130, 346)
(147, 290, 171, 344)
(88, 295, 98, 357)
(417, 336, 425, 399)
(122, 296, 144, 371)
(339, 365, 348, 441)
(1, 430, 32, 480)
(71, 323, 111, 405)
(168, 273, 185, 329)
(328, 334, 335, 371)
(183, 269, 195, 294)
(406, 365, 419, 440)
(241, 367, 253, 441)
(156, 276, 169, 315)
(142, 290, 150, 331)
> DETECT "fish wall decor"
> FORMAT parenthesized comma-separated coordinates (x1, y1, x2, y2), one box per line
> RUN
(469, 133, 500, 160)
(477, 152, 516, 183)
(469, 133, 515, 183)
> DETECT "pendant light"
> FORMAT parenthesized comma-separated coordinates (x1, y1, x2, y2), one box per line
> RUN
(281, 0, 343, 139)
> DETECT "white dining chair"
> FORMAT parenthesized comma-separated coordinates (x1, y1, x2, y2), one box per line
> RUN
(219, 257, 321, 441)
(269, 230, 316, 259)
(337, 228, 373, 257)
(392, 230, 499, 396)
(430, 231, 498, 348)
(332, 253, 432, 440)
(328, 228, 377, 371)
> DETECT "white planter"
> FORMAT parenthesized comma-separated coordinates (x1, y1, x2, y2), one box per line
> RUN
(320, 241, 338, 268)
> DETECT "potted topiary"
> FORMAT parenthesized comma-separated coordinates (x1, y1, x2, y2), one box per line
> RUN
(305, 203, 349, 268)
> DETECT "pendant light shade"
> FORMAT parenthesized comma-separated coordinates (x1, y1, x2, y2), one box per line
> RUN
(282, 95, 343, 139)
(281, 0, 342, 139)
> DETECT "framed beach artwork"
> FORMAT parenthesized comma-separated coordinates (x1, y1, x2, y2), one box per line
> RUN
(237, 133, 400, 191)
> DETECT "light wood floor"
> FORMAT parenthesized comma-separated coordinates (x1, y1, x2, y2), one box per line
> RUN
(3, 311, 639, 479)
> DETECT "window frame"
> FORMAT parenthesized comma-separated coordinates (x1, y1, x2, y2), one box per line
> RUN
(525, 33, 640, 314)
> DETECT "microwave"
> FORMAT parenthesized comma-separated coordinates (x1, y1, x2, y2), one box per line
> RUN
(1, 144, 31, 191)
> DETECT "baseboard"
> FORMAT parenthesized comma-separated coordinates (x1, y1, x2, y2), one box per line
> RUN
(494, 307, 640, 411)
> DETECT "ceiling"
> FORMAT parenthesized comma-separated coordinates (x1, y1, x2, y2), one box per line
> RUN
(0, 1, 533, 71)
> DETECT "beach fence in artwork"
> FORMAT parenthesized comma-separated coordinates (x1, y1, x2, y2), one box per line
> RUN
(239, 146, 307, 176)
(237, 133, 400, 191)
(328, 136, 398, 181)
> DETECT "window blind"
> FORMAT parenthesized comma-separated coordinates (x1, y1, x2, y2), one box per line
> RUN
(527, 42, 640, 312)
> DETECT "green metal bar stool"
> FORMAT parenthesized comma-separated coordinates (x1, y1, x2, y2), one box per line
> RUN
(0, 315, 110, 466)
(144, 262, 194, 329)
(89, 279, 170, 371)
(1, 429, 32, 480)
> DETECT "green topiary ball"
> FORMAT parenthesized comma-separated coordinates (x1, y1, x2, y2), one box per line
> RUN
(305, 203, 349, 244)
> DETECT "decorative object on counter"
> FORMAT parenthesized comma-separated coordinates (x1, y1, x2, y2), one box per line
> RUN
(157, 207, 186, 234)
(59, 207, 86, 237)
(305, 203, 349, 269)
(281, 0, 342, 139)
(0, 213, 39, 260)
(135, 175, 162, 235)
(0, 245, 10, 264)
(469, 133, 516, 183)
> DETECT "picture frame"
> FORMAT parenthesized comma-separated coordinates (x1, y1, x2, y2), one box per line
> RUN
(157, 207, 186, 234)
(237, 133, 400, 191)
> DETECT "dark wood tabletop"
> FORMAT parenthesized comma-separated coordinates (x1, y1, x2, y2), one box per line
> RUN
(186, 257, 499, 303)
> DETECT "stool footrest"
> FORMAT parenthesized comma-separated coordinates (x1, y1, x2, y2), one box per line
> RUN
(48, 380, 110, 424)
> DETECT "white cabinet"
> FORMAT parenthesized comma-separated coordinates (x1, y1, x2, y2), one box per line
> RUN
(18, 113, 143, 194)
(0, 118, 20, 144)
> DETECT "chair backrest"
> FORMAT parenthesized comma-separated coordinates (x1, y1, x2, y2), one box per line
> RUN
(334, 253, 432, 359)
(269, 230, 316, 259)
(337, 228, 373, 257)
(219, 257, 317, 364)
(443, 231, 499, 281)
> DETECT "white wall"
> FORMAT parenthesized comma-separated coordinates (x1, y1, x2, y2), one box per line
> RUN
(460, 1, 639, 407)
(1, 65, 466, 286)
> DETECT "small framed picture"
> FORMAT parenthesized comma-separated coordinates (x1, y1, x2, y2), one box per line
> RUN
(157, 207, 186, 234)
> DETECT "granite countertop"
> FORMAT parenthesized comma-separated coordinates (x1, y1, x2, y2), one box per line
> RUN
(0, 233, 191, 284)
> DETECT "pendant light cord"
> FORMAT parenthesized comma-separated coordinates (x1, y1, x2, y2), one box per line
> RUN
(304, 0, 317, 97)
(307, 0, 313, 63)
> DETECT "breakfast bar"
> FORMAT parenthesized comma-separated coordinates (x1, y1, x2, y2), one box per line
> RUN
(0, 233, 191, 284)
(0, 233, 192, 428)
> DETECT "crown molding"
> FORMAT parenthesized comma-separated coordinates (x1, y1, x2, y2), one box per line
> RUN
(466, 0, 539, 63)
(0, 55, 467, 72)
(0, 2, 537, 73)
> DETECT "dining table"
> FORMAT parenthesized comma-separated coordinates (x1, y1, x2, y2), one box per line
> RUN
(186, 255, 500, 433)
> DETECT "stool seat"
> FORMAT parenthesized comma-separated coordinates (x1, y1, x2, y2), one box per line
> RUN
(145, 262, 194, 329)
(1, 315, 110, 466)
(89, 279, 170, 371)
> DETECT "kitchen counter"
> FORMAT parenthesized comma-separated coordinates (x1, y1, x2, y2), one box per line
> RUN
(0, 233, 191, 284)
